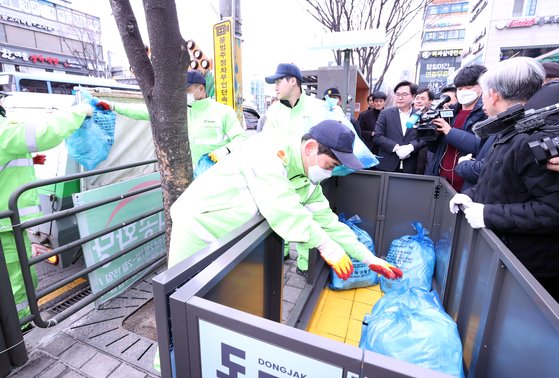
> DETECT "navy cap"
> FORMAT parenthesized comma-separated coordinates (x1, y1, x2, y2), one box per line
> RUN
(323, 87, 341, 99)
(186, 70, 206, 88)
(265, 63, 302, 84)
(308, 120, 364, 170)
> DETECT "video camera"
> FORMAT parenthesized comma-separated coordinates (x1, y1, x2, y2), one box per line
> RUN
(470, 102, 559, 165)
(414, 94, 454, 142)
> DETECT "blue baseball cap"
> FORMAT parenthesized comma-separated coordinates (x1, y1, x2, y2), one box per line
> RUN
(265, 63, 302, 84)
(308, 120, 364, 170)
(186, 70, 206, 88)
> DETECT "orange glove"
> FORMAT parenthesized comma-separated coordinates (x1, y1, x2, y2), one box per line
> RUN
(32, 154, 46, 165)
(363, 254, 403, 280)
(96, 100, 113, 111)
(317, 240, 354, 280)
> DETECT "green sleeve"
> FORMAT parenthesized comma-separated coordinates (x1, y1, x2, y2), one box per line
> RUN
(241, 152, 329, 247)
(113, 103, 149, 120)
(222, 107, 247, 152)
(0, 106, 87, 154)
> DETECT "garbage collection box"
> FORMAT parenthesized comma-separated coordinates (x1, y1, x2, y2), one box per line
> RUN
(153, 171, 559, 378)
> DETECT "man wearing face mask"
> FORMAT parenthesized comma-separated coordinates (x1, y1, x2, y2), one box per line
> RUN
(424, 64, 487, 192)
(98, 70, 246, 170)
(167, 120, 403, 282)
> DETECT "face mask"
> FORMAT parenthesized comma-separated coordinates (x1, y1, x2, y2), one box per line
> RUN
(324, 95, 338, 111)
(307, 151, 332, 184)
(186, 86, 201, 105)
(457, 89, 479, 105)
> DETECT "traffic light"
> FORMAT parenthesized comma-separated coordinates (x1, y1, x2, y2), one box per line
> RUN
(186, 40, 212, 71)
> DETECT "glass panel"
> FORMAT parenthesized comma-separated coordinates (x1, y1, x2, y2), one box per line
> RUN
(19, 78, 48, 93)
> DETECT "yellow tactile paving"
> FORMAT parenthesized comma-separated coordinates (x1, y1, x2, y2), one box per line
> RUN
(307, 283, 383, 345)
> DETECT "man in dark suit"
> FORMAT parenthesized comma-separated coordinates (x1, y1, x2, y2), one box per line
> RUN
(372, 81, 426, 173)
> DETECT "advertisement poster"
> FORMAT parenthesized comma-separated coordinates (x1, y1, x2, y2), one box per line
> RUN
(417, 49, 463, 96)
(73, 172, 165, 306)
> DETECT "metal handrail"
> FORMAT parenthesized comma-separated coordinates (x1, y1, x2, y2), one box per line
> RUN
(4, 159, 165, 330)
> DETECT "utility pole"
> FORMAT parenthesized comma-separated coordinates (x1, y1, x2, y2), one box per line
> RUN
(219, 0, 244, 124)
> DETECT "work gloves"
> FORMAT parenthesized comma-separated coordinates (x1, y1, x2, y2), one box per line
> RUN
(317, 239, 354, 280)
(362, 253, 403, 280)
(32, 154, 46, 165)
(449, 193, 486, 228)
(208, 146, 230, 163)
(395, 144, 414, 160)
(95, 100, 114, 111)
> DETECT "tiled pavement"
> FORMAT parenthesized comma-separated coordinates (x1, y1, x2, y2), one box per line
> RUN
(7, 247, 310, 378)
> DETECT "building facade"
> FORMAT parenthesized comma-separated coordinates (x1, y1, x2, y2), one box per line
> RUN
(0, 0, 105, 76)
(462, 0, 559, 67)
(417, 0, 469, 96)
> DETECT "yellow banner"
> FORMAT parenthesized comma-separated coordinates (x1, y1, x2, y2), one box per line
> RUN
(213, 19, 234, 108)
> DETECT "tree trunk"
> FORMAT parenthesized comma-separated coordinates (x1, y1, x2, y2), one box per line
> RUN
(110, 0, 191, 253)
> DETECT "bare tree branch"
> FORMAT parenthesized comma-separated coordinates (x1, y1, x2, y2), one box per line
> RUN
(304, 0, 429, 91)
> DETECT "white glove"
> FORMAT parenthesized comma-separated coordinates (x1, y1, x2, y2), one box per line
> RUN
(449, 193, 472, 214)
(72, 103, 94, 117)
(463, 202, 485, 228)
(396, 144, 414, 160)
(208, 146, 230, 163)
(458, 153, 473, 164)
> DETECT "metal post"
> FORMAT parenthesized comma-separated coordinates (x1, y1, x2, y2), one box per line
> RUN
(341, 49, 351, 118)
(0, 240, 27, 372)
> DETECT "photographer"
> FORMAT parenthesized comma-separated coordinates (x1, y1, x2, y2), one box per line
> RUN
(449, 57, 559, 301)
(424, 65, 487, 191)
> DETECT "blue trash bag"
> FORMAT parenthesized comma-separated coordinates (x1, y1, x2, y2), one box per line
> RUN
(194, 154, 216, 179)
(66, 117, 111, 171)
(79, 89, 116, 147)
(329, 214, 379, 290)
(360, 287, 464, 377)
(380, 222, 435, 293)
(66, 90, 116, 170)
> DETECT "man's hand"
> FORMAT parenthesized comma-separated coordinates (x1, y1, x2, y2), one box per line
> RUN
(96, 100, 114, 111)
(462, 202, 485, 228)
(432, 117, 451, 135)
(317, 239, 354, 280)
(458, 153, 473, 164)
(547, 157, 559, 173)
(73, 103, 94, 117)
(449, 193, 472, 214)
(32, 154, 46, 165)
(362, 254, 403, 280)
(208, 146, 230, 163)
(395, 144, 414, 160)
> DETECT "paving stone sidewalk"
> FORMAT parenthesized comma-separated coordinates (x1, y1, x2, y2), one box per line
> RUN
(8, 247, 308, 378)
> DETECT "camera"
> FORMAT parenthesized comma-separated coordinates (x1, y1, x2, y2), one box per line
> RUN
(528, 135, 559, 165)
(414, 95, 453, 142)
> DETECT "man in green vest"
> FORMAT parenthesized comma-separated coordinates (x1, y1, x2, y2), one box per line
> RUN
(0, 92, 93, 323)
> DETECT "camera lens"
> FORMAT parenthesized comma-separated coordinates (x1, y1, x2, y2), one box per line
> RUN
(528, 136, 559, 165)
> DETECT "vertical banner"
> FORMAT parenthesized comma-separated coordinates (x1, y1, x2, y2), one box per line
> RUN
(233, 33, 244, 124)
(73, 173, 166, 306)
(213, 19, 234, 108)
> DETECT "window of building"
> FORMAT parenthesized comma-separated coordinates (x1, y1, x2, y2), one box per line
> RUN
(1, 0, 21, 10)
(35, 32, 62, 53)
(0, 24, 6, 44)
(5, 25, 35, 48)
(513, 0, 538, 17)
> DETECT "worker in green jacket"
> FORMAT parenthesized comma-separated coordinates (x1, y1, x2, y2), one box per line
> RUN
(0, 92, 93, 322)
(168, 119, 401, 279)
(261, 63, 377, 276)
(99, 71, 246, 171)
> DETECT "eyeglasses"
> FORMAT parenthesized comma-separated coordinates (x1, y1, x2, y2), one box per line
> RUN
(394, 92, 411, 98)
